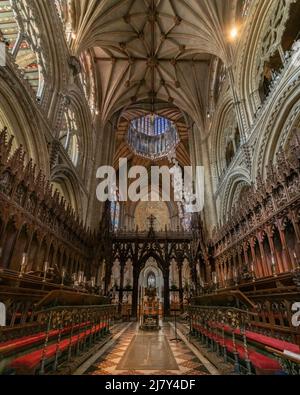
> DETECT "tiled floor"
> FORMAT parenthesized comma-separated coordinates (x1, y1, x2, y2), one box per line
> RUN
(86, 323, 211, 375)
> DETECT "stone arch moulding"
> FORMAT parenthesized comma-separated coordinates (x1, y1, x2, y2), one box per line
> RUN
(271, 96, 300, 160)
(219, 168, 252, 224)
(211, 98, 237, 178)
(235, 0, 295, 123)
(51, 165, 84, 218)
(58, 86, 93, 176)
(138, 252, 166, 277)
(252, 72, 300, 179)
(0, 74, 49, 174)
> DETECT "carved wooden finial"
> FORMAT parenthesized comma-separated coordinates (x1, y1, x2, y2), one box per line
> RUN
(8, 145, 26, 173)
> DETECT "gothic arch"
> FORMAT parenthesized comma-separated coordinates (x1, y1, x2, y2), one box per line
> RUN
(51, 165, 84, 216)
(33, 0, 71, 111)
(219, 168, 251, 224)
(252, 71, 300, 179)
(58, 86, 93, 177)
(0, 73, 49, 173)
(210, 96, 237, 178)
(121, 184, 180, 231)
(137, 252, 166, 276)
(235, 0, 294, 122)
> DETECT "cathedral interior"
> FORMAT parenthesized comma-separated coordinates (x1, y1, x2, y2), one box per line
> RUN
(0, 0, 300, 377)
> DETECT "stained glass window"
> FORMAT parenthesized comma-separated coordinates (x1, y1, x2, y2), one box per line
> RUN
(128, 114, 179, 160)
(110, 201, 120, 231)
(147, 272, 156, 288)
(0, 0, 46, 98)
(59, 108, 79, 166)
(131, 114, 172, 136)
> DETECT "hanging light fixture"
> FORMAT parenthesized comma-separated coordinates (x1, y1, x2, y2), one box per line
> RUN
(229, 26, 239, 41)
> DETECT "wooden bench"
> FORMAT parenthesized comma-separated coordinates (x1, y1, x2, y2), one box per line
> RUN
(0, 322, 90, 357)
(192, 323, 284, 374)
(8, 323, 108, 375)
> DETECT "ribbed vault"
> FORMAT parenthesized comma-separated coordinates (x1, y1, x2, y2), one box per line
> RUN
(68, 0, 242, 125)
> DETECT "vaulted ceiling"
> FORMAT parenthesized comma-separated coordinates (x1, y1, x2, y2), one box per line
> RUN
(70, 0, 242, 126)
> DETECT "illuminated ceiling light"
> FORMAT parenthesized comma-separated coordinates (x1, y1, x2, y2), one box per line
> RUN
(230, 26, 238, 40)
(71, 32, 76, 40)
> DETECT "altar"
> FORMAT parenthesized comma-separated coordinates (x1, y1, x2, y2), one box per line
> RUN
(139, 271, 161, 331)
(140, 296, 160, 330)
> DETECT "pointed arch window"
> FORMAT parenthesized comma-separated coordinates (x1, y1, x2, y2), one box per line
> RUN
(110, 200, 120, 231)
(147, 272, 156, 289)
(59, 107, 80, 166)
(0, 0, 46, 98)
(79, 51, 96, 115)
(54, 0, 73, 43)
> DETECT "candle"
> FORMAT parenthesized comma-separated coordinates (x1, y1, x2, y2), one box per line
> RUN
(212, 272, 217, 285)
(271, 254, 275, 265)
(43, 262, 48, 282)
(233, 267, 238, 279)
(19, 253, 27, 277)
(21, 253, 27, 267)
(72, 273, 77, 287)
(61, 268, 66, 286)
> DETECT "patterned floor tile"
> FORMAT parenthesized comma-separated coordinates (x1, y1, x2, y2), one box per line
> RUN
(86, 323, 211, 376)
